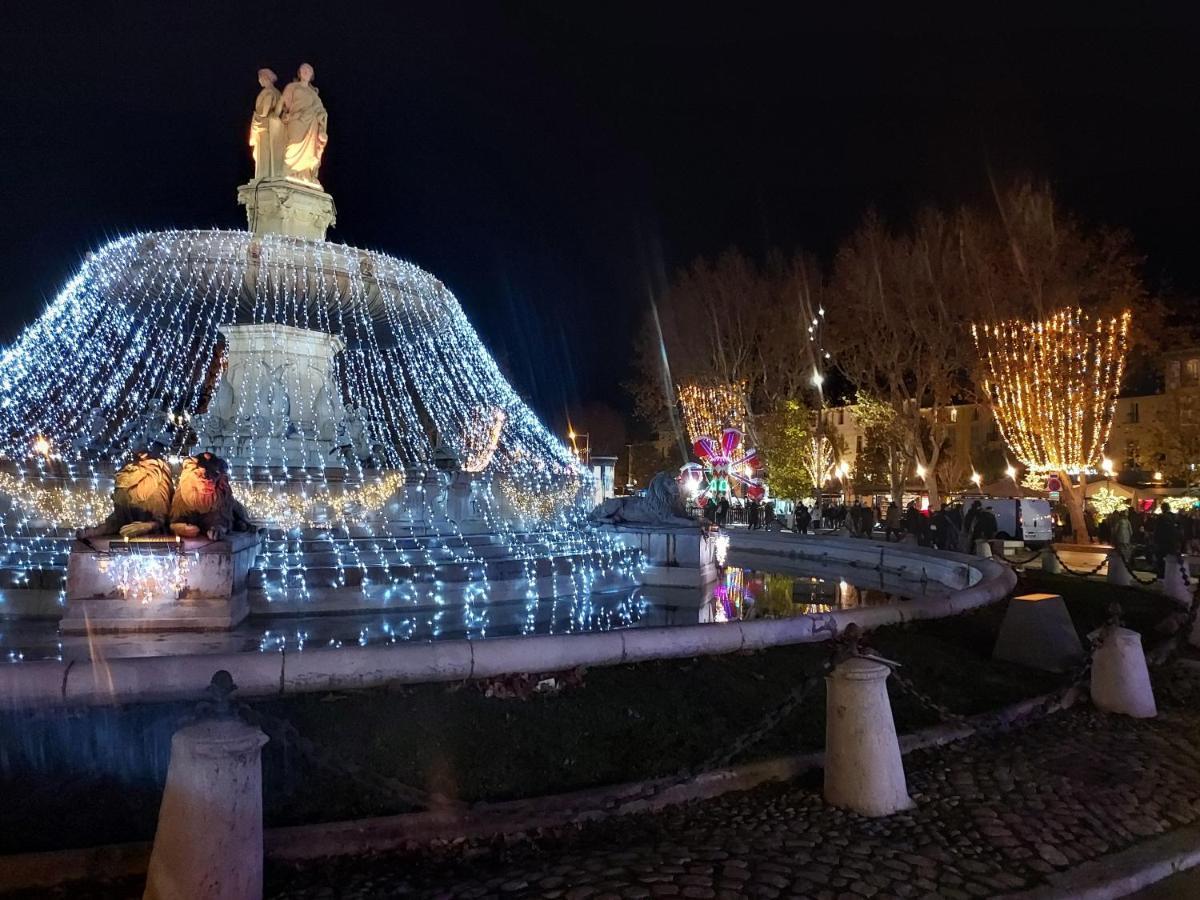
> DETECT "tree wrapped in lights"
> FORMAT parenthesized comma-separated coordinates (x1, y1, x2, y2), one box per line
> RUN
(972, 307, 1131, 538)
(799, 433, 837, 494)
(677, 382, 749, 446)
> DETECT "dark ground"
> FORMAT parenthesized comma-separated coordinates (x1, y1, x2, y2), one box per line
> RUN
(0, 572, 1172, 861)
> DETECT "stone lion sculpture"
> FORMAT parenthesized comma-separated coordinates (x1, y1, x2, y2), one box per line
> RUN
(590, 472, 697, 526)
(169, 452, 254, 540)
(79, 445, 174, 538)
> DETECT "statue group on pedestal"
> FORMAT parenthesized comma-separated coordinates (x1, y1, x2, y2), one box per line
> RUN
(79, 447, 254, 542)
(250, 63, 328, 185)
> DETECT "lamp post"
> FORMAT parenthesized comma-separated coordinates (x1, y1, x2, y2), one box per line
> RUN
(567, 429, 591, 466)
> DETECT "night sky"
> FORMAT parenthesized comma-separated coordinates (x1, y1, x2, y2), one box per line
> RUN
(2, 4, 1199, 440)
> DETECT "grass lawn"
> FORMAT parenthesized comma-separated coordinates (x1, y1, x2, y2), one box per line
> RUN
(0, 571, 1178, 855)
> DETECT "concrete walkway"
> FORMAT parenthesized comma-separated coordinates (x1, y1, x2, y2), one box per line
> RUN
(257, 675, 1200, 900)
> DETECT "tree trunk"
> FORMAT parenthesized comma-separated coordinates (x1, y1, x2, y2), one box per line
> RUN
(923, 473, 941, 510)
(887, 448, 904, 504)
(1058, 471, 1088, 544)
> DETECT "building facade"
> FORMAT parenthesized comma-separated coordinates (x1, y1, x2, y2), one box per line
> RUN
(824, 349, 1200, 494)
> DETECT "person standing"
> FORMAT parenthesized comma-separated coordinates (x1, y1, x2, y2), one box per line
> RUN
(1113, 507, 1134, 566)
(963, 500, 982, 546)
(1153, 501, 1182, 577)
(885, 501, 901, 542)
(794, 501, 811, 534)
(977, 505, 999, 542)
(861, 502, 877, 539)
(931, 503, 949, 550)
(903, 500, 920, 540)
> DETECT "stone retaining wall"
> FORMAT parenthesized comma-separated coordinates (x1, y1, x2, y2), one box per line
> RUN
(0, 534, 1015, 709)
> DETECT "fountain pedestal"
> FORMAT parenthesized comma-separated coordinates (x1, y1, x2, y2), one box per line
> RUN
(600, 524, 719, 588)
(62, 533, 260, 633)
(237, 176, 335, 241)
(194, 323, 348, 470)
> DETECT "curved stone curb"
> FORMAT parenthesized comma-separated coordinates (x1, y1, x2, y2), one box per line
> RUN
(0, 535, 1016, 709)
(997, 820, 1200, 899)
(0, 688, 1071, 892)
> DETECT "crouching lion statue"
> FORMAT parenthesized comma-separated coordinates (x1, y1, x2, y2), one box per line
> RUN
(78, 445, 174, 539)
(169, 452, 255, 540)
(590, 471, 697, 526)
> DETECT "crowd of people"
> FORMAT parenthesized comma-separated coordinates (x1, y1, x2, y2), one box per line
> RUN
(783, 497, 999, 551)
(700, 491, 1200, 572)
(1099, 500, 1198, 575)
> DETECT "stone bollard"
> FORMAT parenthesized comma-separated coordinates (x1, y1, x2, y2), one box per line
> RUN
(993, 593, 1085, 672)
(1091, 626, 1157, 718)
(1162, 555, 1193, 607)
(824, 657, 914, 817)
(1106, 550, 1133, 586)
(974, 540, 993, 559)
(144, 718, 269, 900)
(1040, 547, 1063, 575)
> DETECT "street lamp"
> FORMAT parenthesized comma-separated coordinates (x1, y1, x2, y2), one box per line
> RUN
(915, 463, 926, 479)
(1005, 464, 1017, 480)
(566, 428, 590, 466)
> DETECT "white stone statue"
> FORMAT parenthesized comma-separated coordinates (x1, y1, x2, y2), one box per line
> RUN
(249, 68, 284, 179)
(280, 63, 328, 185)
(590, 472, 696, 527)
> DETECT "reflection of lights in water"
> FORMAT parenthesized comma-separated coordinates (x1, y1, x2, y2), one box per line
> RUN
(837, 578, 861, 608)
(248, 588, 650, 652)
(102, 551, 192, 606)
(713, 532, 730, 567)
(700, 568, 896, 622)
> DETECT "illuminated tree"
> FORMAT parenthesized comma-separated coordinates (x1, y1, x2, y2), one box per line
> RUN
(677, 381, 750, 445)
(972, 307, 1131, 539)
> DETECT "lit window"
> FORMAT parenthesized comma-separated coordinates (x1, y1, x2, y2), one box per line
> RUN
(1187, 359, 1200, 386)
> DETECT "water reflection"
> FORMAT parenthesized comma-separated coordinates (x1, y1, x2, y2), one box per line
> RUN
(699, 567, 900, 624)
(0, 561, 929, 662)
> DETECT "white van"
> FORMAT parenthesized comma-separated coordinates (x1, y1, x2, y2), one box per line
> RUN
(965, 495, 1055, 546)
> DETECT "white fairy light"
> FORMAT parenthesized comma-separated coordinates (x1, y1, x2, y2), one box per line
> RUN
(0, 229, 642, 629)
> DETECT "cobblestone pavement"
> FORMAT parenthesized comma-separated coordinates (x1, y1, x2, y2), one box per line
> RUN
(266, 689, 1200, 900)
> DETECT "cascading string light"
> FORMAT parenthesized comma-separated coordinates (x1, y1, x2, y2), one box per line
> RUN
(0, 230, 642, 641)
(677, 382, 749, 446)
(970, 307, 1131, 479)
